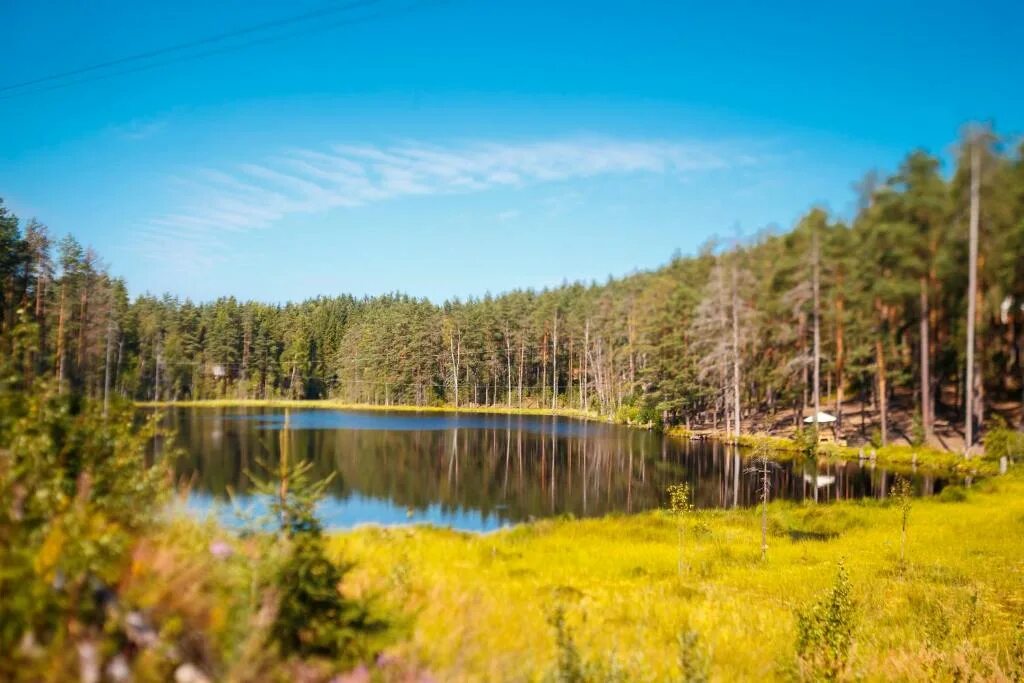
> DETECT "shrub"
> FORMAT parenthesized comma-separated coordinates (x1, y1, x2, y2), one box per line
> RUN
(983, 417, 1024, 461)
(0, 384, 169, 679)
(795, 562, 856, 680)
(272, 531, 390, 664)
(677, 627, 710, 683)
(910, 414, 925, 447)
(890, 477, 913, 568)
(792, 428, 818, 460)
(614, 402, 660, 428)
(547, 605, 584, 683)
(247, 454, 393, 666)
(937, 485, 968, 503)
(666, 482, 694, 574)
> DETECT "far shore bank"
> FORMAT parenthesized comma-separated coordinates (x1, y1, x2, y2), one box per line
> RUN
(136, 399, 1005, 476)
(135, 398, 605, 422)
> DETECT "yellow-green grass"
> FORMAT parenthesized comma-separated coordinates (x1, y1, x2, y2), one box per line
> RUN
(331, 472, 1024, 681)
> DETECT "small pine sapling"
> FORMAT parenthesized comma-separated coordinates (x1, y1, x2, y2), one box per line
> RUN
(890, 476, 913, 570)
(744, 443, 777, 562)
(667, 482, 694, 574)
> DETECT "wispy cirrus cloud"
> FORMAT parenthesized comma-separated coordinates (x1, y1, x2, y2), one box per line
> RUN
(136, 136, 758, 262)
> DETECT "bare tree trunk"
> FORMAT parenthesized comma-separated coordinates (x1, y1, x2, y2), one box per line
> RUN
(56, 285, 66, 393)
(115, 337, 123, 397)
(551, 311, 558, 411)
(517, 335, 524, 408)
(812, 227, 821, 432)
(965, 143, 980, 456)
(731, 261, 742, 436)
(103, 317, 114, 418)
(876, 337, 888, 446)
(505, 326, 512, 407)
(834, 289, 846, 436)
(77, 283, 89, 372)
(919, 278, 931, 442)
(582, 319, 590, 410)
(567, 335, 573, 411)
(541, 332, 548, 408)
(154, 335, 162, 402)
(448, 326, 461, 408)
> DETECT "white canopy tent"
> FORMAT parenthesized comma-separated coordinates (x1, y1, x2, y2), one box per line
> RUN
(803, 411, 837, 424)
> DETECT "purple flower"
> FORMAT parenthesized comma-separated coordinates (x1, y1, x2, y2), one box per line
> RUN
(209, 540, 233, 559)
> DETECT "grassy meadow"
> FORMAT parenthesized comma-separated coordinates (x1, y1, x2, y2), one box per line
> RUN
(325, 472, 1024, 681)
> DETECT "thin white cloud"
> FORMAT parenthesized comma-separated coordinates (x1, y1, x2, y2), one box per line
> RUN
(139, 136, 753, 260)
(112, 116, 167, 141)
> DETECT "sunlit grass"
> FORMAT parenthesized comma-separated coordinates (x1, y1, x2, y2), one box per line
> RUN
(330, 472, 1024, 681)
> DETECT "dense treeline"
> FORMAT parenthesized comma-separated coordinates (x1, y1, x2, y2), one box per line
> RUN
(2, 126, 1022, 447)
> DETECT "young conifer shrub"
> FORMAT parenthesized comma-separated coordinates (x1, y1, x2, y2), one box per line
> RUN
(890, 476, 913, 569)
(666, 482, 693, 574)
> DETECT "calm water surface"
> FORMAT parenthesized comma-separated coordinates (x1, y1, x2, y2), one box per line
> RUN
(158, 407, 958, 531)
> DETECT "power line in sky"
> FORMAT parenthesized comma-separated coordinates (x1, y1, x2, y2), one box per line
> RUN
(0, 0, 434, 99)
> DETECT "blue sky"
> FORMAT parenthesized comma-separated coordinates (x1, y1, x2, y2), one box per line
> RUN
(1, 0, 1021, 303)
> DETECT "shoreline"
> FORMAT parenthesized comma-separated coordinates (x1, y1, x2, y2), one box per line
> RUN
(137, 399, 1001, 476)
(135, 398, 606, 422)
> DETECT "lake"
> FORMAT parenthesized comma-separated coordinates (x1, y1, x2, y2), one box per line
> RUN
(157, 407, 958, 532)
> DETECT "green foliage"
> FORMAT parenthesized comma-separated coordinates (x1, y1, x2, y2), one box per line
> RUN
(547, 605, 585, 683)
(247, 455, 334, 536)
(676, 627, 710, 683)
(615, 402, 660, 428)
(272, 531, 390, 664)
(795, 562, 856, 680)
(667, 482, 694, 574)
(910, 413, 925, 447)
(983, 416, 1024, 460)
(792, 428, 819, 460)
(890, 477, 913, 567)
(0, 376, 168, 676)
(667, 482, 693, 515)
(246, 442, 394, 666)
(937, 484, 968, 503)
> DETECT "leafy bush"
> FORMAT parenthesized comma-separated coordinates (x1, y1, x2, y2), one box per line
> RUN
(983, 417, 1024, 460)
(614, 401, 661, 428)
(937, 485, 968, 503)
(677, 627, 710, 683)
(0, 383, 169, 679)
(795, 562, 856, 680)
(792, 428, 819, 460)
(547, 605, 584, 683)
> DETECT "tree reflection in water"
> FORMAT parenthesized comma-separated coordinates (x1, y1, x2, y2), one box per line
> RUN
(157, 408, 960, 531)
